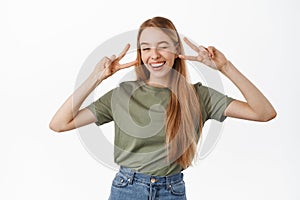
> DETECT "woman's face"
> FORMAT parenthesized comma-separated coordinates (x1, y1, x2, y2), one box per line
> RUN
(139, 27, 177, 80)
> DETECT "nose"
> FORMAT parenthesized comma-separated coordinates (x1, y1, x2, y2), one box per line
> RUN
(150, 47, 160, 60)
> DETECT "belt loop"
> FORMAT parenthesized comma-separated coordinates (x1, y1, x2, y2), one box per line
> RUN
(120, 166, 135, 185)
(128, 170, 135, 185)
(166, 176, 171, 190)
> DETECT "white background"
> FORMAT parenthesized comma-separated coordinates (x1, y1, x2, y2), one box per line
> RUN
(1, 0, 299, 199)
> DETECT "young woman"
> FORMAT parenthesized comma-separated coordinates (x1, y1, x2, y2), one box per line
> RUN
(49, 16, 276, 200)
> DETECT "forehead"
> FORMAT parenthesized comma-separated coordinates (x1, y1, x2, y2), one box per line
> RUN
(139, 27, 173, 44)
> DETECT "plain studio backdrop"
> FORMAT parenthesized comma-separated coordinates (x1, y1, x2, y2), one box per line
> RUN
(0, 0, 299, 199)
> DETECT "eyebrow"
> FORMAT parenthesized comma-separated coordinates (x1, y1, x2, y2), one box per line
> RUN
(140, 41, 171, 46)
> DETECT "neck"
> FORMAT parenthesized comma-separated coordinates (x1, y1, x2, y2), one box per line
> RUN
(147, 74, 170, 88)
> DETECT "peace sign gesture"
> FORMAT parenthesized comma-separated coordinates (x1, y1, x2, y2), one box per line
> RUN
(179, 37, 228, 71)
(94, 44, 138, 83)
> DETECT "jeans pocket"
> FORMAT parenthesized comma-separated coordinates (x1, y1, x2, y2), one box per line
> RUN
(170, 180, 186, 196)
(112, 172, 129, 188)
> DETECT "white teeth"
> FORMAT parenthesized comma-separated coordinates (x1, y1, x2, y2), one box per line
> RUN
(150, 62, 165, 68)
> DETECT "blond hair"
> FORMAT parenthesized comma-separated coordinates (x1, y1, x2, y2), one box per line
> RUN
(135, 16, 202, 168)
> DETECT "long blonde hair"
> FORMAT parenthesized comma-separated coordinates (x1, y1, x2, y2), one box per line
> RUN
(135, 16, 202, 169)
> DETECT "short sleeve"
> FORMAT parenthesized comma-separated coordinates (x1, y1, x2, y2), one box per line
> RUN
(86, 89, 114, 126)
(194, 82, 235, 122)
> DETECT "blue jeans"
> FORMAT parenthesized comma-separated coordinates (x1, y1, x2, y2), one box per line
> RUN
(108, 166, 187, 200)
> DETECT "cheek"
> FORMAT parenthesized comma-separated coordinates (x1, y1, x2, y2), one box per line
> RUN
(140, 53, 148, 64)
(165, 54, 176, 66)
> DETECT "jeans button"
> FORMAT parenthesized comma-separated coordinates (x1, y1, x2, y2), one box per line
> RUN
(150, 178, 156, 183)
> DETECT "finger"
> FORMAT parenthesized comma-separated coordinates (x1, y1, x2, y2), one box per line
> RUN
(102, 56, 110, 62)
(199, 47, 208, 56)
(119, 60, 138, 70)
(110, 54, 116, 61)
(183, 37, 199, 52)
(117, 43, 130, 60)
(104, 55, 116, 68)
(198, 45, 212, 58)
(207, 46, 215, 58)
(109, 55, 116, 63)
(102, 56, 111, 68)
(178, 54, 199, 61)
(199, 45, 209, 53)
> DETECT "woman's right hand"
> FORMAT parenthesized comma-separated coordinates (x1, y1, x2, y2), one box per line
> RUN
(93, 44, 138, 83)
(49, 44, 138, 132)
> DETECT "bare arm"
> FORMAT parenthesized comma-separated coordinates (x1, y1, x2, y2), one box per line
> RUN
(49, 44, 137, 132)
(221, 61, 276, 121)
(179, 37, 276, 122)
(49, 74, 99, 132)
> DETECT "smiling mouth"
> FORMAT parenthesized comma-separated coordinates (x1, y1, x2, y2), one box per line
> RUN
(149, 61, 166, 68)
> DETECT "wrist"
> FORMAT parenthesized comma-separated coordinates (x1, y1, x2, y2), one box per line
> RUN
(219, 60, 233, 74)
(87, 72, 103, 88)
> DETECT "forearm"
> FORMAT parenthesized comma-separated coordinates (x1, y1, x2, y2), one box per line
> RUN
(220, 61, 276, 120)
(49, 73, 101, 131)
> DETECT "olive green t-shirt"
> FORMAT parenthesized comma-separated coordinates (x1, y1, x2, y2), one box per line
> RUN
(87, 80, 234, 176)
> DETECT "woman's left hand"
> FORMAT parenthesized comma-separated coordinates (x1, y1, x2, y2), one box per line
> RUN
(179, 37, 228, 71)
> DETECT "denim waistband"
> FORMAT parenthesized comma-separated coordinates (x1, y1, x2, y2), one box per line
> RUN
(119, 166, 184, 186)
